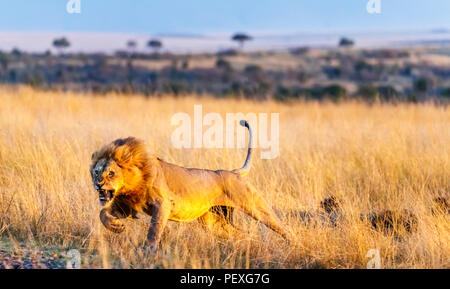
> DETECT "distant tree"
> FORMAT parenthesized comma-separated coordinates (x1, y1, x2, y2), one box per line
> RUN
(441, 87, 450, 98)
(126, 40, 137, 86)
(378, 85, 399, 101)
(52, 37, 70, 89)
(147, 39, 163, 54)
(53, 37, 71, 54)
(217, 49, 239, 57)
(170, 58, 179, 71)
(414, 78, 429, 93)
(232, 33, 252, 49)
(244, 64, 264, 81)
(0, 51, 9, 80)
(216, 58, 231, 70)
(181, 58, 189, 70)
(24, 71, 45, 88)
(216, 58, 233, 81)
(357, 84, 378, 101)
(0, 51, 9, 71)
(414, 77, 436, 100)
(322, 84, 347, 102)
(290, 47, 310, 56)
(127, 40, 137, 53)
(339, 37, 355, 48)
(11, 48, 22, 57)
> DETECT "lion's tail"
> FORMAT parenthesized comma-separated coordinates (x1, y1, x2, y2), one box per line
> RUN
(232, 120, 253, 177)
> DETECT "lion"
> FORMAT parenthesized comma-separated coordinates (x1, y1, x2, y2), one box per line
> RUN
(90, 120, 291, 252)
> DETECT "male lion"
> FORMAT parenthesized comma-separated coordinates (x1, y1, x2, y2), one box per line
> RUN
(90, 121, 290, 251)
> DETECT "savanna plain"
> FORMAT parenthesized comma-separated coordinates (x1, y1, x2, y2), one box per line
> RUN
(0, 86, 448, 268)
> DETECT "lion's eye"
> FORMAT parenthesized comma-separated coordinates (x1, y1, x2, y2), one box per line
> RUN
(108, 171, 115, 177)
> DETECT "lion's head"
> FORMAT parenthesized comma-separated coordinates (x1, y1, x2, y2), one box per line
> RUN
(90, 137, 150, 206)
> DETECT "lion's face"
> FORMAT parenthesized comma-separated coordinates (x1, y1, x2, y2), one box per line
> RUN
(90, 158, 125, 205)
(90, 137, 150, 206)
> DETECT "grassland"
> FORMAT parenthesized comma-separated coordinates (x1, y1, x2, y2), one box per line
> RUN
(0, 86, 449, 268)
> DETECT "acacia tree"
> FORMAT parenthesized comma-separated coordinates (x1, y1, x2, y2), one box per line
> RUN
(127, 40, 137, 54)
(339, 37, 355, 48)
(147, 39, 163, 54)
(126, 40, 138, 86)
(232, 33, 252, 49)
(52, 37, 71, 88)
(52, 37, 71, 55)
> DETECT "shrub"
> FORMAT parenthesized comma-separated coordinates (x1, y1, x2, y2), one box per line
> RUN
(378, 85, 400, 101)
(290, 47, 310, 56)
(24, 71, 45, 88)
(217, 49, 239, 57)
(358, 84, 378, 101)
(440, 87, 450, 98)
(216, 58, 232, 70)
(414, 78, 429, 93)
(322, 84, 347, 102)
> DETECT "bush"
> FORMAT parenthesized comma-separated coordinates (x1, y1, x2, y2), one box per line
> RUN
(274, 85, 294, 101)
(0, 51, 8, 70)
(244, 64, 263, 75)
(378, 85, 399, 101)
(440, 87, 450, 98)
(321, 84, 347, 102)
(289, 47, 310, 56)
(323, 66, 341, 79)
(217, 49, 238, 57)
(162, 80, 192, 96)
(274, 84, 348, 102)
(355, 61, 373, 72)
(358, 84, 378, 100)
(414, 78, 429, 93)
(216, 58, 232, 70)
(24, 71, 45, 88)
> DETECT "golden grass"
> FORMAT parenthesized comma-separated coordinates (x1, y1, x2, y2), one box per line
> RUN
(0, 86, 449, 268)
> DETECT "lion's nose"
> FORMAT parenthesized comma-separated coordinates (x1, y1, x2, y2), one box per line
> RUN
(95, 181, 105, 190)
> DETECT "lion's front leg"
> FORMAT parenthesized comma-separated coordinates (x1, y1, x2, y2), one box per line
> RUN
(99, 196, 136, 233)
(100, 208, 126, 234)
(146, 200, 172, 252)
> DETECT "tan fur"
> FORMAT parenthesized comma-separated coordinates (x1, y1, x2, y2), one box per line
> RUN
(90, 126, 290, 252)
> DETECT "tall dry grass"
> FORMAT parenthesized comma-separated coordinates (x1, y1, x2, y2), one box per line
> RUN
(0, 86, 448, 268)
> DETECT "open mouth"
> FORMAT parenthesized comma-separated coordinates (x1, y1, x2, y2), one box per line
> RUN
(98, 189, 114, 204)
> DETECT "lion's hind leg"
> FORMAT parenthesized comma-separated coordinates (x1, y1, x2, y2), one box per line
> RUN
(227, 183, 293, 241)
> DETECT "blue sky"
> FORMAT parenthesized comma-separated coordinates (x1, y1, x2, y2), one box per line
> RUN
(0, 0, 449, 34)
